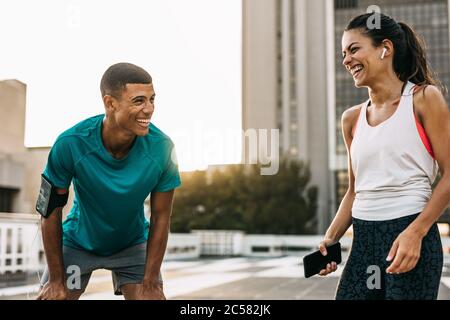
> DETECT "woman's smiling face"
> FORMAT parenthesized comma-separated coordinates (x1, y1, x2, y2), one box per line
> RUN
(341, 29, 388, 88)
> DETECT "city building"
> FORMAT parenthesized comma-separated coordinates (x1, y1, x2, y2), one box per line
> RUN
(0, 80, 51, 215)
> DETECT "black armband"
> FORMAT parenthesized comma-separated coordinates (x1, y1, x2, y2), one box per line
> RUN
(36, 174, 69, 218)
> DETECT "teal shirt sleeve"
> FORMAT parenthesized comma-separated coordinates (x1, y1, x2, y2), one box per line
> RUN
(43, 138, 75, 189)
(153, 143, 181, 192)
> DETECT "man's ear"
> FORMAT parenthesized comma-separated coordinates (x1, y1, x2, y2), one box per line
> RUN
(103, 95, 116, 112)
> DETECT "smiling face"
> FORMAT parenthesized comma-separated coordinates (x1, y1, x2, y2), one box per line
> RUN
(341, 29, 389, 88)
(107, 83, 155, 136)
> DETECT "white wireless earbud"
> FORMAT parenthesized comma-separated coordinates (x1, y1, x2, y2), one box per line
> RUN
(381, 48, 387, 60)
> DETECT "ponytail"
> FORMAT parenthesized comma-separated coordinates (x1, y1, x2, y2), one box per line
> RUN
(397, 22, 444, 92)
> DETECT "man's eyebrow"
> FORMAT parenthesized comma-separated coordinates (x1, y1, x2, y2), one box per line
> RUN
(131, 95, 146, 101)
(131, 94, 156, 101)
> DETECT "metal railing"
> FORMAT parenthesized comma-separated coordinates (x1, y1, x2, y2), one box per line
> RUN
(0, 213, 43, 275)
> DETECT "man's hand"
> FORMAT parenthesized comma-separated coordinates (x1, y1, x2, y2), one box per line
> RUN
(135, 282, 166, 300)
(36, 281, 68, 300)
(386, 227, 423, 274)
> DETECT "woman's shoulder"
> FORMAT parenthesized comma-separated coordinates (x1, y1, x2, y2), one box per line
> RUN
(342, 103, 364, 132)
(412, 84, 447, 120)
(342, 104, 363, 120)
(412, 84, 443, 102)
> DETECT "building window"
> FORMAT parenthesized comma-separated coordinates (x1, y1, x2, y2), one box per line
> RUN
(0, 188, 17, 212)
(335, 0, 358, 10)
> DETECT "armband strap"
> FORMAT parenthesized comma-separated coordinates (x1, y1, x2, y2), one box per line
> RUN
(35, 174, 69, 218)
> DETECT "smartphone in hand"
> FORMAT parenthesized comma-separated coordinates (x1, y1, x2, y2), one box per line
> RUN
(302, 242, 342, 278)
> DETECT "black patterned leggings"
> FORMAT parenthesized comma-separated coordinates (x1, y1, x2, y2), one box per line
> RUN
(336, 213, 443, 300)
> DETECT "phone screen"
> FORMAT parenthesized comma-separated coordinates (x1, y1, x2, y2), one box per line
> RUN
(36, 175, 52, 216)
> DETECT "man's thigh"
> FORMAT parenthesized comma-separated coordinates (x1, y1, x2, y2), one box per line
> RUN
(105, 242, 163, 296)
(39, 245, 100, 298)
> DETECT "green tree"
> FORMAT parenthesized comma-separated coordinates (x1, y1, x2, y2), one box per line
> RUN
(171, 158, 318, 234)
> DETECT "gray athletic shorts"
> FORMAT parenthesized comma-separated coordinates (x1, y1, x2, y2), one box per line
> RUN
(40, 242, 163, 295)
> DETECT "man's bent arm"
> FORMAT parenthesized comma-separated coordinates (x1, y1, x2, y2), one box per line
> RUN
(40, 189, 68, 285)
(143, 190, 175, 285)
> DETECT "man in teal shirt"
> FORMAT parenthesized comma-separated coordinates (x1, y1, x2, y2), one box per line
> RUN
(37, 62, 181, 300)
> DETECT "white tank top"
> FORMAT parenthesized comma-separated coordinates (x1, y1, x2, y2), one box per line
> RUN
(350, 81, 439, 221)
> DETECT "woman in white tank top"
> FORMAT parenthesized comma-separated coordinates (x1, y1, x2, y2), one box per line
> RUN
(317, 13, 450, 300)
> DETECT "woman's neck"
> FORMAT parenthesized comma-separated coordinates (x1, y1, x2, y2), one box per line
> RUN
(368, 76, 405, 107)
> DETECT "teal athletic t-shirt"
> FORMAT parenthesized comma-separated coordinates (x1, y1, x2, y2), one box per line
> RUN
(43, 114, 181, 256)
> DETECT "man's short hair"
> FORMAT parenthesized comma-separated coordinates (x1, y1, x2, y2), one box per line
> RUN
(100, 62, 152, 98)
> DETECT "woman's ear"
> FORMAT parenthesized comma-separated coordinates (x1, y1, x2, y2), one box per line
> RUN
(380, 39, 394, 59)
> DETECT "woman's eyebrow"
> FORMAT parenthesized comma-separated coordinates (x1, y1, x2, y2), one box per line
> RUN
(344, 42, 359, 52)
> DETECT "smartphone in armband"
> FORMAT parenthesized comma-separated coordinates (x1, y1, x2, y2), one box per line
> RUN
(302, 242, 342, 278)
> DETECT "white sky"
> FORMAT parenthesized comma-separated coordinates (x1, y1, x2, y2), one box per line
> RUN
(0, 0, 242, 171)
